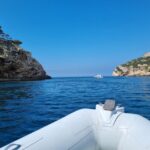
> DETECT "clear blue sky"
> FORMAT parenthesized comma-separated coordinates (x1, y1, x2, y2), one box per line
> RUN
(0, 0, 150, 77)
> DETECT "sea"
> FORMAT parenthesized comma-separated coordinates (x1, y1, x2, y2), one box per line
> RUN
(0, 77, 150, 147)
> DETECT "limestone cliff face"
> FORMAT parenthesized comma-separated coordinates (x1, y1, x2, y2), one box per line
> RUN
(112, 52, 150, 76)
(0, 28, 51, 81)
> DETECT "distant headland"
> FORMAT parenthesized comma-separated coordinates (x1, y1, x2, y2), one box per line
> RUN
(113, 52, 150, 76)
(0, 26, 51, 81)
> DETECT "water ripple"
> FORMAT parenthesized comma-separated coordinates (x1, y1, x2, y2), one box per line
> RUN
(0, 77, 150, 147)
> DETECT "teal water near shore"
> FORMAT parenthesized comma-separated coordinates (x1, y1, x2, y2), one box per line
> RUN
(0, 77, 150, 147)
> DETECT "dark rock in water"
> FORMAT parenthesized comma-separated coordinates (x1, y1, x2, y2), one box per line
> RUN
(0, 27, 51, 81)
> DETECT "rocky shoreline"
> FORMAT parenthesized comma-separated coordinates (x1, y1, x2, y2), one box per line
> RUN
(0, 26, 51, 81)
(113, 52, 150, 76)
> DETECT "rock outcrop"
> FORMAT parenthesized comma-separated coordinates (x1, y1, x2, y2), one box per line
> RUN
(112, 52, 150, 76)
(0, 27, 51, 81)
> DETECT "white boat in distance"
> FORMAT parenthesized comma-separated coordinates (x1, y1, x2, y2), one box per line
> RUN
(1, 100, 150, 150)
(94, 74, 103, 79)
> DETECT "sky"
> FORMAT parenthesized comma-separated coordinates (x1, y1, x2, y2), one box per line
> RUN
(0, 0, 150, 77)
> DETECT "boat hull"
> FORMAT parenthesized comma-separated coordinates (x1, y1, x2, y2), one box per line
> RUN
(1, 104, 150, 150)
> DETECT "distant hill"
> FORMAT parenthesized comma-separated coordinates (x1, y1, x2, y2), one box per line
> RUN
(113, 52, 150, 76)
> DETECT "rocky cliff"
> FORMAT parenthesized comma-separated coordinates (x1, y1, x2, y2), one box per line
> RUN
(112, 52, 150, 76)
(0, 27, 51, 81)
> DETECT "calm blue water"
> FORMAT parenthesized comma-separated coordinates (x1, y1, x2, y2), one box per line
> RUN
(0, 77, 150, 147)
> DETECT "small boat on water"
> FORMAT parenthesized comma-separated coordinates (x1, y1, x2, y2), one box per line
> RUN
(1, 100, 150, 150)
(94, 74, 103, 79)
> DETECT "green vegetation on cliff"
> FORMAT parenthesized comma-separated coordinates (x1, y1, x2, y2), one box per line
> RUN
(113, 53, 150, 76)
(122, 57, 150, 68)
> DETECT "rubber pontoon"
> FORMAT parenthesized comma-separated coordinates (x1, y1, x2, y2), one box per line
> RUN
(1, 100, 150, 150)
